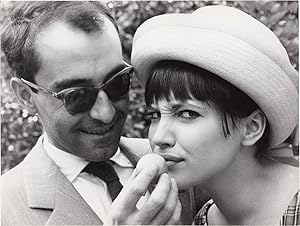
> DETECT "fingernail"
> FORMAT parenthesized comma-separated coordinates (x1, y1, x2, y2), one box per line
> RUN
(161, 172, 169, 178)
(158, 173, 170, 183)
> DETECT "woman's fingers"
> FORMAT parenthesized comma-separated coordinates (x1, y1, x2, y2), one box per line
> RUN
(149, 177, 180, 224)
(108, 153, 182, 225)
(109, 166, 160, 222)
(166, 196, 182, 225)
(133, 173, 172, 224)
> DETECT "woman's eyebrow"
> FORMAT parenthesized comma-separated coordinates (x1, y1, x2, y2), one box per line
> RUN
(167, 104, 182, 111)
(160, 103, 182, 113)
(168, 102, 208, 112)
(185, 102, 209, 112)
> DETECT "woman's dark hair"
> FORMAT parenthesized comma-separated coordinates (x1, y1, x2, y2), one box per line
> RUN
(145, 60, 270, 150)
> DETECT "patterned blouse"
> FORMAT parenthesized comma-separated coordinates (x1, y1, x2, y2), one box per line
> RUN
(193, 192, 300, 225)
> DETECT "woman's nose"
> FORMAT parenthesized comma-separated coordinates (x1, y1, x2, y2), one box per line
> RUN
(89, 90, 116, 123)
(150, 118, 176, 149)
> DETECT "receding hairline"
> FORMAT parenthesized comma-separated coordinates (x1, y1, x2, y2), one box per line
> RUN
(1, 1, 119, 82)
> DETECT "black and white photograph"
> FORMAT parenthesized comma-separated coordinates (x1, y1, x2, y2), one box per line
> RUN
(1, 1, 299, 225)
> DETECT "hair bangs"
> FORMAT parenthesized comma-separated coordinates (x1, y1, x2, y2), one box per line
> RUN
(144, 60, 269, 146)
(145, 61, 211, 106)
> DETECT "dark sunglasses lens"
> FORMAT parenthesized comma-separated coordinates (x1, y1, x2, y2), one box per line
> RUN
(64, 88, 98, 114)
(104, 71, 131, 101)
(62, 69, 131, 114)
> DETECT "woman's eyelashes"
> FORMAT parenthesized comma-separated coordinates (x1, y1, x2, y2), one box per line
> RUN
(145, 108, 201, 121)
(177, 110, 201, 120)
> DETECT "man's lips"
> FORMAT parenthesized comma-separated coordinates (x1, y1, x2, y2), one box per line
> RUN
(79, 124, 113, 135)
(78, 111, 125, 135)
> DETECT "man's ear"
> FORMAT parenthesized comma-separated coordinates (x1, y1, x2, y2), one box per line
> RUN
(241, 109, 266, 147)
(10, 77, 37, 114)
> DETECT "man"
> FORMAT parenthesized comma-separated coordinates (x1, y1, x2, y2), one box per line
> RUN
(1, 2, 181, 225)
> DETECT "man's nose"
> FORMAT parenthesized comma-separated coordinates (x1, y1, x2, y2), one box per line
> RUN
(89, 90, 116, 123)
(151, 118, 176, 150)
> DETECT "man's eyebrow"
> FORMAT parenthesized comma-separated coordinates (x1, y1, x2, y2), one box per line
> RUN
(50, 63, 126, 90)
(103, 64, 126, 83)
(51, 78, 92, 90)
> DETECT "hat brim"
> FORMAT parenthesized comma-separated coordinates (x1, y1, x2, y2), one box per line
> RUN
(132, 26, 298, 148)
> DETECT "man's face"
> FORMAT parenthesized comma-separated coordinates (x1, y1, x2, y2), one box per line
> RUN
(31, 18, 128, 162)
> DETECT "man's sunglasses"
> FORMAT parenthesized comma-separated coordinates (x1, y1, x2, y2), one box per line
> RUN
(21, 62, 133, 115)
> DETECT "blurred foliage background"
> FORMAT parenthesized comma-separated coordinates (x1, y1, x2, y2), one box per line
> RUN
(1, 1, 298, 173)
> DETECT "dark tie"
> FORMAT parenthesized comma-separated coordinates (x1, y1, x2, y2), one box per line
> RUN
(82, 161, 123, 201)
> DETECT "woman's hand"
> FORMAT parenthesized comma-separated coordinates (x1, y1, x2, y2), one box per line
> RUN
(107, 153, 182, 225)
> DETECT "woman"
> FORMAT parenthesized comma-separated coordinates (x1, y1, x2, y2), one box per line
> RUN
(130, 5, 299, 225)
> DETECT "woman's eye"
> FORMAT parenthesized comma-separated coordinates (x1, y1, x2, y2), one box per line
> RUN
(177, 110, 200, 120)
(145, 111, 161, 120)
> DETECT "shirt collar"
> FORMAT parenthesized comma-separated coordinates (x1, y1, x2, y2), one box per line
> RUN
(43, 133, 133, 182)
(111, 148, 133, 168)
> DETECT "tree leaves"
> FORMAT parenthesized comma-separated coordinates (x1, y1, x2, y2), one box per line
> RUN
(1, 1, 298, 173)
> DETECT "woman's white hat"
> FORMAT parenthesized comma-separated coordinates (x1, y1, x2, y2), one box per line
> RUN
(131, 5, 298, 148)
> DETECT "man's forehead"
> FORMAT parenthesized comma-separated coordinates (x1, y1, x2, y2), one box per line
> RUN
(34, 17, 120, 59)
(36, 21, 101, 52)
(33, 17, 123, 90)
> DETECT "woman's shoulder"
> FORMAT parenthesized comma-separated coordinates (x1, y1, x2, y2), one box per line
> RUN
(280, 191, 300, 226)
(192, 191, 300, 225)
(193, 199, 214, 225)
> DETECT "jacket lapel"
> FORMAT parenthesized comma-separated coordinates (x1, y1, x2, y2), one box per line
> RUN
(24, 135, 102, 225)
(46, 168, 102, 225)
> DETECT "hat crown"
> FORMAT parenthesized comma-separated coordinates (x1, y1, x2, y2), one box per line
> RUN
(133, 5, 297, 88)
(132, 5, 299, 147)
(190, 6, 290, 70)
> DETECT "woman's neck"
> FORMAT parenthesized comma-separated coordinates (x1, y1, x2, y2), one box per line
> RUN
(204, 147, 299, 225)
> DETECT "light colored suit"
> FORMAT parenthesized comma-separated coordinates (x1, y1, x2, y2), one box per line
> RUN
(1, 135, 102, 225)
(1, 136, 208, 225)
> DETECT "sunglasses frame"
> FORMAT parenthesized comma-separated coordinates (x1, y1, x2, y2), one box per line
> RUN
(21, 61, 133, 114)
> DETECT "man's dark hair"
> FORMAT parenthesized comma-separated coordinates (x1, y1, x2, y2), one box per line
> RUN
(1, 1, 119, 83)
(145, 60, 270, 150)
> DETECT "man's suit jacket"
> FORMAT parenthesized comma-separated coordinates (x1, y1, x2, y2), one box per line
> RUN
(1, 135, 208, 225)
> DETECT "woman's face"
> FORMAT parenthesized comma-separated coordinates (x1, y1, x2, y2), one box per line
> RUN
(148, 95, 244, 190)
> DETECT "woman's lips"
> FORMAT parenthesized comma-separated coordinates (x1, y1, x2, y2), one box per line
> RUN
(159, 154, 184, 167)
